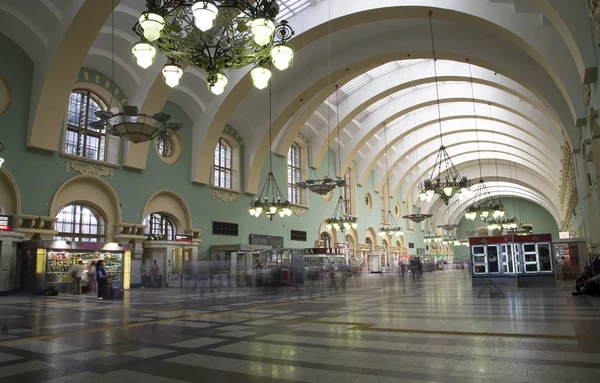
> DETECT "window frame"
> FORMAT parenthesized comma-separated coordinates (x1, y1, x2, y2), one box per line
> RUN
(288, 142, 302, 204)
(55, 204, 105, 243)
(145, 213, 175, 241)
(320, 232, 332, 248)
(213, 137, 234, 189)
(65, 89, 108, 162)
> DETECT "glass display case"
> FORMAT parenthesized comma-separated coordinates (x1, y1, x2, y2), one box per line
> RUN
(469, 234, 555, 287)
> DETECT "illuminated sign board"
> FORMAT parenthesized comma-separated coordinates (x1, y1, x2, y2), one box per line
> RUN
(0, 215, 12, 231)
(175, 235, 193, 242)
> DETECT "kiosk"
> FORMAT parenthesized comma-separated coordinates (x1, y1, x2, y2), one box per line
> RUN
(469, 234, 555, 287)
(22, 240, 130, 294)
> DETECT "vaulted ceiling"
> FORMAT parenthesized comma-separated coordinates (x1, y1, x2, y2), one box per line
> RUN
(1, 0, 593, 226)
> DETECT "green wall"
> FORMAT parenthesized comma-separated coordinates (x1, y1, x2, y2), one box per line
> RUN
(0, 32, 426, 259)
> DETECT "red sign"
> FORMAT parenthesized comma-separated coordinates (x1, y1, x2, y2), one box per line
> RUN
(175, 235, 193, 243)
(0, 215, 12, 231)
(300, 248, 345, 255)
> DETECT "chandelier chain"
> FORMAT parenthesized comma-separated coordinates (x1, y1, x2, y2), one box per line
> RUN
(468, 59, 484, 181)
(428, 11, 444, 145)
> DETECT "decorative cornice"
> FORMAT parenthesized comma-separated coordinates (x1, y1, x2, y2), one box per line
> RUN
(213, 190, 239, 203)
(77, 67, 128, 105)
(290, 205, 307, 217)
(66, 160, 114, 180)
(297, 132, 310, 148)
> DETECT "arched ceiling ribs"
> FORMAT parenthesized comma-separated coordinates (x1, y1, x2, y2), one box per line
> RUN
(86, 47, 141, 87)
(197, 14, 577, 191)
(0, 3, 48, 63)
(359, 114, 560, 187)
(396, 149, 560, 204)
(284, 61, 564, 167)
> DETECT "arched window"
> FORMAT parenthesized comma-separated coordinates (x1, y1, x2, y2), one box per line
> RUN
(145, 213, 175, 241)
(55, 204, 105, 242)
(346, 234, 355, 258)
(320, 232, 332, 248)
(213, 138, 233, 189)
(65, 90, 108, 161)
(343, 168, 353, 214)
(365, 237, 373, 251)
(287, 143, 302, 204)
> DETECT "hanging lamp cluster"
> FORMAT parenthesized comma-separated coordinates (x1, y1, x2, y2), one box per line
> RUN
(464, 180, 506, 221)
(378, 123, 404, 238)
(418, 11, 471, 206)
(249, 81, 291, 220)
(132, 1, 295, 95)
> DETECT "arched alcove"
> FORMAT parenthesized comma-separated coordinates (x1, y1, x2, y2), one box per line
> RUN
(50, 175, 121, 239)
(142, 190, 193, 232)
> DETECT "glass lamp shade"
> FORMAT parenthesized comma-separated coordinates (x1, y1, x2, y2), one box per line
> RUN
(251, 65, 272, 90)
(192, 1, 219, 32)
(139, 13, 165, 42)
(250, 18, 275, 46)
(344, 222, 350, 230)
(425, 190, 434, 202)
(378, 231, 386, 237)
(333, 223, 340, 230)
(271, 44, 294, 70)
(162, 64, 183, 87)
(0, 157, 4, 168)
(418, 192, 427, 201)
(396, 231, 403, 236)
(208, 72, 228, 95)
(443, 186, 454, 196)
(352, 223, 358, 229)
(107, 121, 162, 144)
(326, 224, 332, 230)
(132, 42, 156, 69)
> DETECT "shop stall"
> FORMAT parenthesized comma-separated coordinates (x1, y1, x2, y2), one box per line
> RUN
(553, 237, 587, 280)
(469, 234, 555, 287)
(208, 244, 271, 287)
(22, 240, 130, 294)
(301, 247, 347, 280)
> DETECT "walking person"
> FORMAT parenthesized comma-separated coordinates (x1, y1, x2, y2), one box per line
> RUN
(151, 260, 160, 287)
(140, 262, 147, 287)
(87, 261, 97, 295)
(96, 260, 107, 300)
(71, 260, 84, 295)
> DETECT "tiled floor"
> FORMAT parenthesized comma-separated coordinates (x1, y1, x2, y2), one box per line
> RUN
(0, 270, 598, 382)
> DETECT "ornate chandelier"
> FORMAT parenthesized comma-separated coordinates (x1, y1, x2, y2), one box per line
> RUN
(463, 179, 505, 221)
(378, 123, 404, 238)
(93, 107, 181, 144)
(132, 1, 295, 94)
(326, 196, 358, 233)
(249, 83, 291, 220)
(418, 12, 470, 206)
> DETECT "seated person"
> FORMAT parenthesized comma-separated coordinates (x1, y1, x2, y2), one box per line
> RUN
(572, 274, 600, 296)
(575, 266, 594, 293)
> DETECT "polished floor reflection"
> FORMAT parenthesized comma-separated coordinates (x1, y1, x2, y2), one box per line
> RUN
(0, 270, 599, 382)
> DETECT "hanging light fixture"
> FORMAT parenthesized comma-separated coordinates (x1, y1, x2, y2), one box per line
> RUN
(162, 63, 184, 88)
(251, 64, 272, 90)
(325, 84, 358, 232)
(405, 135, 433, 223)
(249, 81, 292, 220)
(378, 123, 404, 237)
(418, 11, 470, 206)
(207, 71, 228, 95)
(132, 1, 295, 93)
(93, 1, 181, 145)
(0, 141, 5, 168)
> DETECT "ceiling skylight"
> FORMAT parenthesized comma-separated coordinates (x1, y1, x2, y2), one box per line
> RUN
(276, 0, 316, 21)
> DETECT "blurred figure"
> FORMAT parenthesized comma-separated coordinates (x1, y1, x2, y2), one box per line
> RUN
(574, 266, 594, 293)
(88, 261, 97, 295)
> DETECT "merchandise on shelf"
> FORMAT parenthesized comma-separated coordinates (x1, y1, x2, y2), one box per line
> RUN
(46, 251, 123, 283)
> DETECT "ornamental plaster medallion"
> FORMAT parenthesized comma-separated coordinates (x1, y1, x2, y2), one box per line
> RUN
(290, 206, 307, 217)
(364, 192, 374, 211)
(321, 174, 334, 203)
(213, 190, 239, 203)
(66, 160, 113, 179)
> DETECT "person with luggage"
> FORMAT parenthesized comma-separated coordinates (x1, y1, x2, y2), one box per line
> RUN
(71, 260, 84, 295)
(96, 260, 107, 300)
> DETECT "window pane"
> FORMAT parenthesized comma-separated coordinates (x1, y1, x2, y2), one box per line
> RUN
(54, 204, 104, 242)
(65, 90, 107, 161)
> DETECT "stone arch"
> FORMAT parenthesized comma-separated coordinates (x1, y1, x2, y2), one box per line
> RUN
(0, 167, 21, 215)
(142, 190, 193, 233)
(365, 226, 378, 247)
(318, 219, 338, 245)
(50, 175, 121, 239)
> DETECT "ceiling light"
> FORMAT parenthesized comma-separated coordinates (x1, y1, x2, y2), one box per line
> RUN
(138, 12, 164, 42)
(271, 43, 294, 70)
(192, 1, 219, 32)
(132, 41, 156, 69)
(162, 63, 183, 88)
(207, 72, 228, 95)
(251, 65, 272, 90)
(251, 18, 275, 46)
